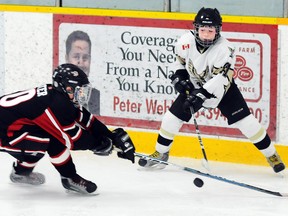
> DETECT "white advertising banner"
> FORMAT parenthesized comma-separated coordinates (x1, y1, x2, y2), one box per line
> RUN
(54, 15, 277, 139)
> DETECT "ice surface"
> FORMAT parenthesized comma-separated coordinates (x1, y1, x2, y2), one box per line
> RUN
(0, 151, 287, 216)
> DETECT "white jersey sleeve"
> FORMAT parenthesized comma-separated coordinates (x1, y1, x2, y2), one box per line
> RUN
(202, 39, 236, 108)
(173, 32, 194, 69)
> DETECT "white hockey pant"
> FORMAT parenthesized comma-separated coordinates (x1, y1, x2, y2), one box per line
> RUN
(156, 110, 184, 153)
(232, 114, 275, 157)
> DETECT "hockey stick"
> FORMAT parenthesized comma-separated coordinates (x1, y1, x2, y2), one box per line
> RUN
(190, 58, 233, 170)
(189, 106, 210, 171)
(135, 152, 288, 197)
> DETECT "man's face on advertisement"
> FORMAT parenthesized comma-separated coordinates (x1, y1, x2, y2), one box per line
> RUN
(66, 40, 91, 76)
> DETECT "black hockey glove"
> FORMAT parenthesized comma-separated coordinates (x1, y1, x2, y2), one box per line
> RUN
(92, 136, 113, 156)
(183, 88, 214, 114)
(111, 128, 135, 163)
(170, 69, 194, 95)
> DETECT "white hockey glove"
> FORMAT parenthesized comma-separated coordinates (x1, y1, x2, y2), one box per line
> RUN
(111, 128, 135, 163)
(183, 88, 215, 114)
(170, 69, 195, 95)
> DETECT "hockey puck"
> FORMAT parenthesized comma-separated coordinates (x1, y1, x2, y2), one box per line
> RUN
(193, 177, 204, 187)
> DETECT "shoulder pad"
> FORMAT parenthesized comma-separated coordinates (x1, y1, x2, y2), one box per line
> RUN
(174, 32, 194, 60)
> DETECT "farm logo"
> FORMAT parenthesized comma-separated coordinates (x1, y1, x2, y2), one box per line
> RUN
(233, 55, 254, 81)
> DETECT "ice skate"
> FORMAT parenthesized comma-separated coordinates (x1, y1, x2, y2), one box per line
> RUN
(138, 151, 169, 169)
(61, 174, 97, 194)
(10, 162, 45, 185)
(266, 152, 285, 173)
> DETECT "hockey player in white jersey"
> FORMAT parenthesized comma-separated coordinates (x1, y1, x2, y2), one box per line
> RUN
(138, 7, 285, 173)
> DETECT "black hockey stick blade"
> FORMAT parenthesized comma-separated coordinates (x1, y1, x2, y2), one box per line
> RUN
(135, 152, 288, 197)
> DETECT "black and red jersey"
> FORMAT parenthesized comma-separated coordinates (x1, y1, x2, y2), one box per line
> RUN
(0, 84, 111, 151)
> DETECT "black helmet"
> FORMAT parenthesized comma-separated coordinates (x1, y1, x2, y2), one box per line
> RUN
(193, 7, 222, 48)
(52, 64, 92, 106)
(52, 63, 89, 94)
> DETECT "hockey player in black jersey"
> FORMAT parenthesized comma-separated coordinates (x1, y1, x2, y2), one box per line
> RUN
(138, 7, 285, 173)
(0, 63, 135, 194)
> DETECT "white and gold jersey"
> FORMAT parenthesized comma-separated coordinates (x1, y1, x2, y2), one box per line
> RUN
(174, 31, 235, 108)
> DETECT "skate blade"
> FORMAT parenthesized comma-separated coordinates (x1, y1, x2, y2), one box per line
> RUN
(276, 170, 286, 178)
(65, 189, 99, 196)
(137, 164, 167, 171)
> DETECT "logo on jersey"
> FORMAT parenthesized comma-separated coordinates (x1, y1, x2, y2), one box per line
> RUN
(182, 44, 190, 50)
(187, 59, 208, 85)
(37, 85, 48, 97)
(228, 47, 235, 58)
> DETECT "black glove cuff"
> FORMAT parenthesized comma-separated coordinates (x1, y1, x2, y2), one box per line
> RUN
(170, 69, 190, 81)
(92, 137, 113, 156)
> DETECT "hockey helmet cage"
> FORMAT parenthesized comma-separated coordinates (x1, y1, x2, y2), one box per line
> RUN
(193, 7, 222, 48)
(52, 63, 89, 93)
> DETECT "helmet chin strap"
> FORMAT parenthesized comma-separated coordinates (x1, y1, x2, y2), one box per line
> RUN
(72, 99, 80, 108)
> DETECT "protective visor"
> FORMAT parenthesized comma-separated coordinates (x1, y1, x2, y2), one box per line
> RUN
(74, 84, 92, 105)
